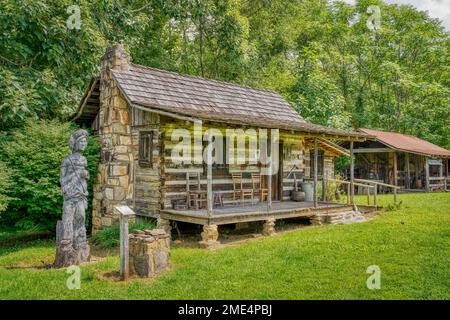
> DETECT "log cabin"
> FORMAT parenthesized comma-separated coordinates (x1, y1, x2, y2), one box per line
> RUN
(342, 128, 450, 192)
(72, 45, 373, 246)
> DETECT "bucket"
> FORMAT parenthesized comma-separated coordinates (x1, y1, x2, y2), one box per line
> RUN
(291, 191, 305, 202)
(301, 182, 314, 202)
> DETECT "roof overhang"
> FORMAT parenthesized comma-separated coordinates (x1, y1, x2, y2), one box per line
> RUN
(70, 74, 370, 143)
(305, 138, 350, 156)
(70, 77, 100, 124)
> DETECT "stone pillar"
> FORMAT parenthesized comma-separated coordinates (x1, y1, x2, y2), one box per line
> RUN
(92, 45, 133, 233)
(129, 229, 170, 278)
(262, 218, 276, 236)
(199, 224, 220, 249)
(310, 214, 324, 226)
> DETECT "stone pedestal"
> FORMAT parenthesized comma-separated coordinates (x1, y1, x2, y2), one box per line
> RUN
(129, 229, 170, 278)
(199, 224, 220, 249)
(156, 218, 172, 248)
(262, 218, 276, 236)
(310, 214, 324, 226)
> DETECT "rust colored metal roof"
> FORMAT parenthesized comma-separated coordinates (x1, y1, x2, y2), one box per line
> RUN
(358, 128, 450, 158)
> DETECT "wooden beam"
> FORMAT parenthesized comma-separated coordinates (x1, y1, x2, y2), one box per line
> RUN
(405, 153, 410, 189)
(313, 139, 318, 208)
(425, 158, 430, 191)
(415, 155, 419, 187)
(353, 148, 394, 153)
(186, 172, 190, 209)
(206, 139, 213, 218)
(393, 152, 398, 186)
(374, 185, 378, 209)
(350, 141, 354, 205)
(267, 154, 272, 213)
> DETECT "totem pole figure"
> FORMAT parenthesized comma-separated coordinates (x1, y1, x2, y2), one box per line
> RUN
(54, 129, 91, 267)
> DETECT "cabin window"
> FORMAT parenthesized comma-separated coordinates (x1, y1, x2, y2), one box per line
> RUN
(310, 150, 324, 177)
(139, 131, 153, 167)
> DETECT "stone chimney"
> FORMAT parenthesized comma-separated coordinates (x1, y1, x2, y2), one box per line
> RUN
(101, 44, 130, 73)
(92, 45, 133, 234)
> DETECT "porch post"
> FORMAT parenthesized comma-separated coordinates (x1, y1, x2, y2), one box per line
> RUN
(405, 153, 410, 189)
(186, 172, 190, 209)
(350, 141, 354, 205)
(313, 139, 318, 208)
(267, 155, 272, 213)
(206, 134, 213, 218)
(425, 158, 430, 191)
(393, 152, 398, 186)
(445, 159, 448, 191)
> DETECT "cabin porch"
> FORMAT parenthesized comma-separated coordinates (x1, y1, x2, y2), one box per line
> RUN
(161, 200, 349, 225)
(158, 200, 378, 248)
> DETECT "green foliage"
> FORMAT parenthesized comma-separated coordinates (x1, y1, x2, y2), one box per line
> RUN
(385, 200, 403, 212)
(0, 161, 13, 213)
(90, 221, 156, 248)
(0, 120, 99, 231)
(1, 0, 449, 149)
(334, 155, 350, 173)
(84, 135, 100, 231)
(323, 172, 346, 202)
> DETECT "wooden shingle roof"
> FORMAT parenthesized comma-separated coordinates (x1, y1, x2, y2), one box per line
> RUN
(72, 60, 368, 140)
(113, 64, 304, 124)
(110, 64, 366, 139)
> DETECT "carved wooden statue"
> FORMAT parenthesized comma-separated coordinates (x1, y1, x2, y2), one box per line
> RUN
(54, 129, 91, 267)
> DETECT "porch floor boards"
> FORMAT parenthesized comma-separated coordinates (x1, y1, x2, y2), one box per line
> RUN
(160, 201, 354, 225)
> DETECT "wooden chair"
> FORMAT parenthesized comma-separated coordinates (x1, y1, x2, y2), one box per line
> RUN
(231, 173, 253, 205)
(251, 173, 269, 203)
(187, 172, 207, 210)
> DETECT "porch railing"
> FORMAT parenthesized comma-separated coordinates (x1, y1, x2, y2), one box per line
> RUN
(324, 178, 400, 209)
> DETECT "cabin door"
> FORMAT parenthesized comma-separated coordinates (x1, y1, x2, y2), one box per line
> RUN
(261, 141, 283, 201)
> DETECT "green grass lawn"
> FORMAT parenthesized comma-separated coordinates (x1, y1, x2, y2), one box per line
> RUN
(0, 192, 449, 299)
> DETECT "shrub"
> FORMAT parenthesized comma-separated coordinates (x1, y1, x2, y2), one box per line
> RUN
(0, 161, 14, 214)
(385, 200, 403, 212)
(0, 120, 99, 231)
(90, 221, 156, 248)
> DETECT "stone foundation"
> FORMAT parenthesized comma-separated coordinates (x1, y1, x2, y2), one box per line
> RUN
(310, 209, 366, 225)
(199, 225, 220, 249)
(262, 218, 276, 236)
(129, 229, 170, 277)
